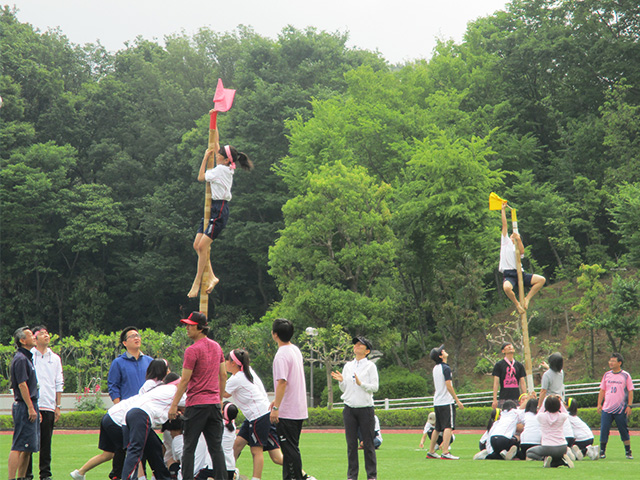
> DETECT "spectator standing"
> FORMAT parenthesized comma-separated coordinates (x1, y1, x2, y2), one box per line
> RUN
(426, 345, 464, 460)
(269, 318, 311, 480)
(107, 326, 153, 480)
(491, 342, 526, 409)
(597, 353, 634, 459)
(331, 336, 379, 480)
(26, 326, 63, 480)
(8, 327, 39, 480)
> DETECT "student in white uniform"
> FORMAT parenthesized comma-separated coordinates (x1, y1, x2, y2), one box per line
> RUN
(224, 348, 282, 480)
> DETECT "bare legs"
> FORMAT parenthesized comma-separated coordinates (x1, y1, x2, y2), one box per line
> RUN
(78, 451, 115, 475)
(233, 436, 283, 479)
(187, 233, 218, 298)
(524, 274, 546, 309)
(503, 274, 546, 313)
(8, 451, 31, 479)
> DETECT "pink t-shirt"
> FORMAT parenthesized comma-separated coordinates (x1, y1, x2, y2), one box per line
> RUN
(600, 370, 634, 414)
(183, 337, 224, 407)
(273, 344, 308, 420)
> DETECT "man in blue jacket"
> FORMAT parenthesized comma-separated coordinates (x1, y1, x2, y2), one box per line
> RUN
(106, 327, 153, 480)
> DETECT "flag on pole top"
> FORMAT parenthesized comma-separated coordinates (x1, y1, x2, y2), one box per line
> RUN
(213, 78, 235, 112)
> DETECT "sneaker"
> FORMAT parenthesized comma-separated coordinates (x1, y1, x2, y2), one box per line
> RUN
(600, 451, 606, 459)
(626, 451, 633, 460)
(501, 445, 517, 460)
(566, 448, 576, 461)
(562, 453, 574, 468)
(571, 444, 584, 461)
(70, 470, 86, 480)
(543, 457, 552, 468)
(426, 451, 441, 459)
(586, 445, 599, 460)
(473, 449, 488, 460)
(441, 452, 460, 460)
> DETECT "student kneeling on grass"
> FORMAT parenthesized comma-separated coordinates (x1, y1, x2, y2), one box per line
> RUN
(526, 395, 573, 468)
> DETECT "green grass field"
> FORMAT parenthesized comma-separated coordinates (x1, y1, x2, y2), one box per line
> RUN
(1, 431, 637, 479)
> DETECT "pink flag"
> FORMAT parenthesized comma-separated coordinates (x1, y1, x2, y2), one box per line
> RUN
(213, 78, 235, 112)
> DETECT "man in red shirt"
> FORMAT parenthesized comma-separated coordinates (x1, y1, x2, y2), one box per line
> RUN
(169, 312, 227, 480)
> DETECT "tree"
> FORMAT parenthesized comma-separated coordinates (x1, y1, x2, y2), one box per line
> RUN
(269, 162, 397, 337)
(572, 263, 608, 377)
(601, 274, 640, 353)
(302, 324, 353, 408)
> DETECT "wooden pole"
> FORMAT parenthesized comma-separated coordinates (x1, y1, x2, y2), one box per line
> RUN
(198, 112, 217, 317)
(511, 208, 534, 393)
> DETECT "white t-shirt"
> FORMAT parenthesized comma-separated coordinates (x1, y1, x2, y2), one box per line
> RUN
(498, 235, 523, 272)
(568, 415, 594, 442)
(490, 409, 519, 438)
(519, 411, 541, 445)
(169, 433, 212, 478)
(222, 423, 236, 471)
(139, 378, 161, 395)
(204, 164, 234, 201)
(432, 363, 454, 406)
(273, 344, 308, 420)
(225, 367, 270, 421)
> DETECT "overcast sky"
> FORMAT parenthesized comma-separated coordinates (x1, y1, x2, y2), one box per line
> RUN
(11, 0, 509, 64)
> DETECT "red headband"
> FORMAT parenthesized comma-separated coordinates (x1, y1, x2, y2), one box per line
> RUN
(224, 145, 236, 170)
(229, 350, 243, 371)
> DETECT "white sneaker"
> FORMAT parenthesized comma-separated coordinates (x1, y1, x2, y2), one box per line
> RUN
(441, 452, 460, 460)
(473, 449, 488, 460)
(566, 447, 576, 461)
(426, 451, 441, 459)
(571, 444, 584, 461)
(563, 453, 575, 468)
(70, 470, 86, 480)
(543, 457, 552, 468)
(501, 445, 518, 460)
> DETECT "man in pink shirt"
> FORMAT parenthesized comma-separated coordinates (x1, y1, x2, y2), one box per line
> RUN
(269, 318, 309, 480)
(168, 312, 227, 480)
(597, 352, 634, 459)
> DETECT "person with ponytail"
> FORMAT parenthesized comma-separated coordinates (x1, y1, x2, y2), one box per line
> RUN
(139, 359, 169, 394)
(222, 402, 239, 480)
(223, 349, 282, 480)
(187, 120, 254, 298)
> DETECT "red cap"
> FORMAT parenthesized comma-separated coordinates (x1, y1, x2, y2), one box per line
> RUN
(180, 312, 207, 327)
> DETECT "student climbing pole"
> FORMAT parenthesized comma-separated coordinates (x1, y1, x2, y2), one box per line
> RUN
(490, 192, 544, 394)
(188, 79, 254, 312)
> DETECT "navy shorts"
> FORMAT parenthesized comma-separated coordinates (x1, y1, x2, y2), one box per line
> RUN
(434, 404, 456, 432)
(11, 401, 39, 452)
(502, 269, 533, 289)
(98, 413, 124, 453)
(238, 412, 280, 451)
(197, 200, 229, 240)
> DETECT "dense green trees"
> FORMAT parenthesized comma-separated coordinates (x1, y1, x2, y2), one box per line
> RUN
(2, 0, 639, 383)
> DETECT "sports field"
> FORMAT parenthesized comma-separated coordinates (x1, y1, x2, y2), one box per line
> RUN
(1, 431, 637, 479)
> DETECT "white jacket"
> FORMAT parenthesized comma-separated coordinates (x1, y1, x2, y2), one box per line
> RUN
(338, 357, 379, 408)
(31, 347, 64, 412)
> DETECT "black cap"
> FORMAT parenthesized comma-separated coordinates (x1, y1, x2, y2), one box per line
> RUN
(430, 344, 445, 363)
(352, 335, 373, 351)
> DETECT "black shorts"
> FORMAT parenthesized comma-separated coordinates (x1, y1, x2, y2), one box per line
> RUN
(237, 412, 280, 451)
(98, 413, 124, 453)
(502, 269, 533, 289)
(434, 404, 456, 431)
(197, 200, 229, 240)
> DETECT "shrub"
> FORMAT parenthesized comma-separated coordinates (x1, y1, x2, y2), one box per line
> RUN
(376, 366, 429, 399)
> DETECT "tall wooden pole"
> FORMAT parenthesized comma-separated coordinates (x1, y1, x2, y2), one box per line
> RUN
(198, 112, 218, 317)
(511, 208, 534, 393)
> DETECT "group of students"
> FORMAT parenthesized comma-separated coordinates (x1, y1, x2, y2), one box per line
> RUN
(68, 316, 313, 480)
(473, 394, 597, 467)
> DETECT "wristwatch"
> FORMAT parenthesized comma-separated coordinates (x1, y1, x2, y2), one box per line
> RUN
(272, 406, 279, 411)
